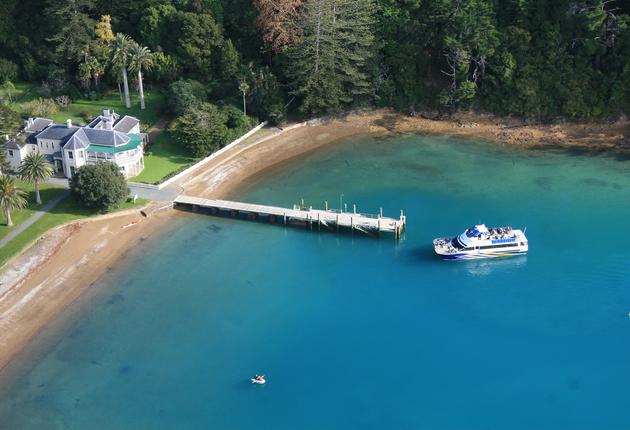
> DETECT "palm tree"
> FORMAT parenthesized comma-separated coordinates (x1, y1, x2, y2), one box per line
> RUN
(79, 55, 105, 91)
(128, 42, 153, 110)
(92, 57, 106, 90)
(18, 152, 53, 205)
(239, 82, 250, 116)
(78, 60, 93, 90)
(2, 81, 15, 104)
(111, 33, 133, 109)
(78, 45, 93, 90)
(0, 175, 27, 227)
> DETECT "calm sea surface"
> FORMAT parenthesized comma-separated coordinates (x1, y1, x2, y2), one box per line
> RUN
(1, 134, 630, 429)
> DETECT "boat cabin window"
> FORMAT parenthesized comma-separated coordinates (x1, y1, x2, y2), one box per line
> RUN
(478, 243, 519, 250)
(451, 238, 465, 249)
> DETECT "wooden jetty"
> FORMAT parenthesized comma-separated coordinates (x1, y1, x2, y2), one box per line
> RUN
(173, 195, 407, 239)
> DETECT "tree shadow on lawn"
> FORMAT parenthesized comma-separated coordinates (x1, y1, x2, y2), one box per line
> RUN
(27, 187, 65, 207)
(49, 195, 142, 219)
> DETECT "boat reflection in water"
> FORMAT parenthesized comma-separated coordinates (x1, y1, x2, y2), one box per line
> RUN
(460, 254, 528, 277)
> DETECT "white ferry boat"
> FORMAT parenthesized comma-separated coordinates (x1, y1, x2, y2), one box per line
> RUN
(433, 224, 528, 260)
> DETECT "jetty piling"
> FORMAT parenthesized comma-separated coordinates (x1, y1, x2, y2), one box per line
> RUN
(173, 195, 406, 240)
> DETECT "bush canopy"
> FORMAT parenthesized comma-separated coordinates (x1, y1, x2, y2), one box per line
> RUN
(70, 162, 128, 212)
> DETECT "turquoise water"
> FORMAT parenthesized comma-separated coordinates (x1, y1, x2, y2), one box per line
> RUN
(1, 134, 630, 429)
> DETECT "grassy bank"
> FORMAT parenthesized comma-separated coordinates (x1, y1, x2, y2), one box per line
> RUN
(130, 132, 197, 184)
(0, 181, 66, 241)
(0, 195, 148, 267)
(49, 90, 165, 127)
(12, 86, 165, 129)
(11, 82, 34, 102)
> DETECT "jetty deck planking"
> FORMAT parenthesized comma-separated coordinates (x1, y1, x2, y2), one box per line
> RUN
(173, 195, 406, 239)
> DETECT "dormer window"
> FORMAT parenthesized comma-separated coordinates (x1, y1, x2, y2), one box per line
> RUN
(79, 150, 84, 159)
(8, 150, 13, 157)
(68, 151, 73, 159)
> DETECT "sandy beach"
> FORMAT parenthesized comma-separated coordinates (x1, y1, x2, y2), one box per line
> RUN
(0, 109, 628, 375)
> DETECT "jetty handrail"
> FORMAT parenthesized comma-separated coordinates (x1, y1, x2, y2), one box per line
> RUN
(321, 208, 375, 216)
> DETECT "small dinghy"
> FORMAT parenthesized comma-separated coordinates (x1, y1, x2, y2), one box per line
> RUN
(251, 375, 266, 385)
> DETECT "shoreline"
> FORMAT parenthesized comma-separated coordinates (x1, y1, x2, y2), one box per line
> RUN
(0, 109, 628, 383)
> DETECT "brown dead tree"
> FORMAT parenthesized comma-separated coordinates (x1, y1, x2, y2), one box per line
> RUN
(253, 0, 304, 52)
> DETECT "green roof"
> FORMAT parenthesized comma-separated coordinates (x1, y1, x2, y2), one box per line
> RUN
(88, 134, 143, 153)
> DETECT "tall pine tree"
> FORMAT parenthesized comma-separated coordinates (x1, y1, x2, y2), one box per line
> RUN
(46, 0, 95, 64)
(288, 0, 377, 114)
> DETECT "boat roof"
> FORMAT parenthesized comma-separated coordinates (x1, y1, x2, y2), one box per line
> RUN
(457, 224, 526, 247)
(467, 224, 489, 237)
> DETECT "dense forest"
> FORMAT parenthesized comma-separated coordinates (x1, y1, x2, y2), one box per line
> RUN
(1, 0, 630, 122)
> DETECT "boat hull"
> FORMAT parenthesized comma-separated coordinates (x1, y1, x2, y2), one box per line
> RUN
(439, 249, 527, 260)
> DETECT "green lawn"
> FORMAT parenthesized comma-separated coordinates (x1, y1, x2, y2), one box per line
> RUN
(11, 81, 33, 102)
(0, 181, 66, 241)
(14, 86, 165, 129)
(130, 132, 197, 184)
(0, 195, 148, 267)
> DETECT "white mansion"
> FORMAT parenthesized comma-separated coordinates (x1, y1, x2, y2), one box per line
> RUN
(4, 109, 146, 178)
